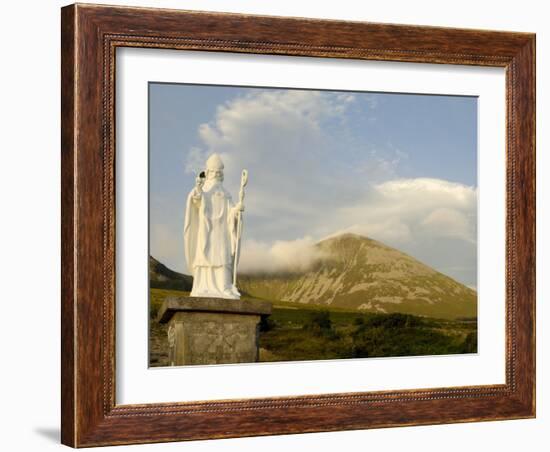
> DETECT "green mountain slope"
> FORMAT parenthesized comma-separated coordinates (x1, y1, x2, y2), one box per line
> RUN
(239, 233, 477, 319)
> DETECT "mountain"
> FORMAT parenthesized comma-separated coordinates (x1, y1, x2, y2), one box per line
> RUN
(238, 233, 477, 319)
(149, 256, 193, 292)
(149, 233, 477, 319)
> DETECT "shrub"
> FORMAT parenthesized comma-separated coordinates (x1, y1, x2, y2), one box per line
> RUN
(458, 332, 477, 353)
(259, 316, 277, 332)
(305, 310, 334, 337)
(363, 313, 423, 329)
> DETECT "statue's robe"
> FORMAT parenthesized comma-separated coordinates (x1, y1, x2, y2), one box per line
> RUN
(184, 180, 241, 299)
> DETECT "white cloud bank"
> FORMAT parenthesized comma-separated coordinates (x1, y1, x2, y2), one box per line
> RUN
(239, 236, 327, 274)
(328, 178, 477, 245)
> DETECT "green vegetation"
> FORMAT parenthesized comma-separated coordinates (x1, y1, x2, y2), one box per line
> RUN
(259, 307, 477, 362)
(149, 288, 190, 319)
(148, 288, 478, 366)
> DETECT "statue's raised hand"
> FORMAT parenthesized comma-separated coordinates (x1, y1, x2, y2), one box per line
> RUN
(195, 172, 205, 191)
(195, 173, 205, 190)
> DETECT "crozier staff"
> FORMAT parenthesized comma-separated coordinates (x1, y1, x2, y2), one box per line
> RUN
(233, 169, 248, 287)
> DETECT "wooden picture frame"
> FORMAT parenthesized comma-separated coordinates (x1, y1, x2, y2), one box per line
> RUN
(61, 3, 535, 447)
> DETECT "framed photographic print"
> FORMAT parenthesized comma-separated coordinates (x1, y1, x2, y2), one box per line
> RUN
(61, 3, 535, 447)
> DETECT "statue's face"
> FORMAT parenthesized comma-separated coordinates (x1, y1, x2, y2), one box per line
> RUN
(206, 169, 224, 182)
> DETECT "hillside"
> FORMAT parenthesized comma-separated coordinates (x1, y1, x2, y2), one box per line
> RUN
(149, 256, 193, 292)
(239, 233, 477, 319)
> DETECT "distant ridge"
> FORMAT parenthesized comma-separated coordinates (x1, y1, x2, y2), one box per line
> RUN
(149, 256, 192, 292)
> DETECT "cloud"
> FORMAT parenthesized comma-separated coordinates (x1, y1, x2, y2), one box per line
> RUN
(352, 147, 408, 182)
(187, 90, 348, 175)
(323, 178, 476, 245)
(239, 236, 326, 274)
(185, 89, 396, 237)
(421, 207, 474, 243)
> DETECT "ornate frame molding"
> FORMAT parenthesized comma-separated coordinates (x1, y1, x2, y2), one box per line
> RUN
(61, 4, 535, 447)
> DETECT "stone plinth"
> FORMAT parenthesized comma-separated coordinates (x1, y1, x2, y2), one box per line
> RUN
(157, 296, 272, 366)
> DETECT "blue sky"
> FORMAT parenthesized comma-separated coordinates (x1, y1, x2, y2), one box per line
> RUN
(149, 83, 477, 288)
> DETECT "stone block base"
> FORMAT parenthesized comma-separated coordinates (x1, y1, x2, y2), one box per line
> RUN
(157, 296, 272, 366)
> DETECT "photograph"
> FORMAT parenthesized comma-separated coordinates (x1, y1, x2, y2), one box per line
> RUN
(148, 83, 479, 367)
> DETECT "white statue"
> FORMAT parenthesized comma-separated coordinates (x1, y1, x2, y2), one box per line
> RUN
(184, 154, 248, 299)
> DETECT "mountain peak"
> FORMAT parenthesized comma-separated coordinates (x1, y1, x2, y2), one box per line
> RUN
(319, 232, 371, 243)
(239, 233, 477, 320)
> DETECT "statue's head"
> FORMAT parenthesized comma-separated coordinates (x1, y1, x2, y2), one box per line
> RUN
(205, 153, 224, 182)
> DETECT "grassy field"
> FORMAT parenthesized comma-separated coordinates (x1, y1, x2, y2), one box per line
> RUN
(149, 288, 477, 367)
